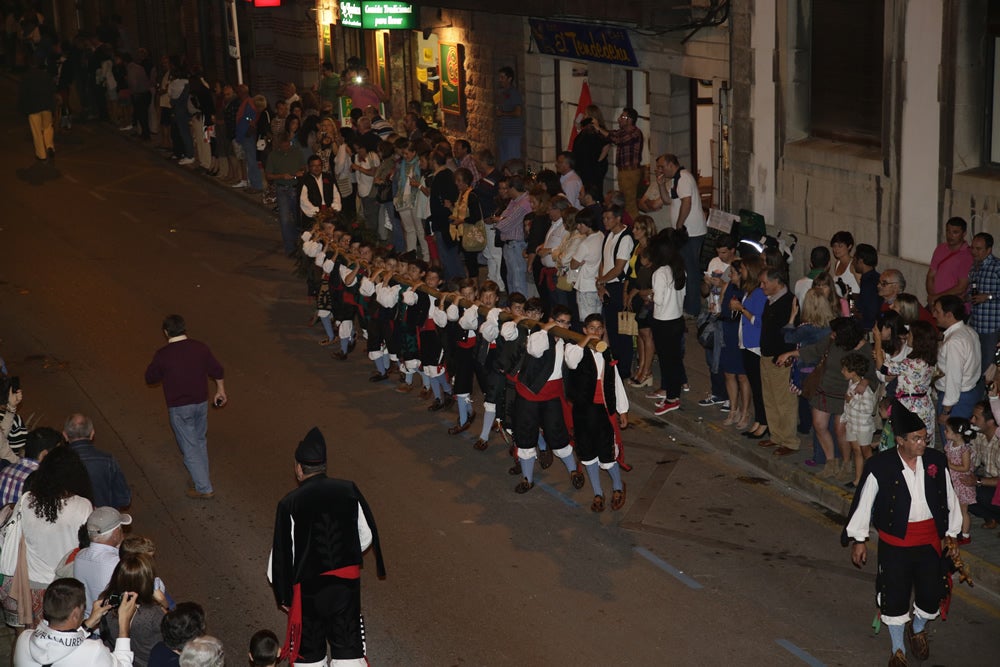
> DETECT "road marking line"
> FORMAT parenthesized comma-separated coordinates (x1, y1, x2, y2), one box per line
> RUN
(199, 261, 224, 276)
(156, 234, 179, 249)
(633, 546, 703, 590)
(64, 174, 78, 183)
(775, 639, 826, 666)
(535, 481, 580, 508)
(121, 211, 139, 222)
(88, 190, 106, 201)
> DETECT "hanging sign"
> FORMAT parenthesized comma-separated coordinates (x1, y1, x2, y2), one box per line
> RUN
(340, 1, 363, 28)
(439, 43, 465, 115)
(361, 2, 415, 29)
(528, 19, 638, 68)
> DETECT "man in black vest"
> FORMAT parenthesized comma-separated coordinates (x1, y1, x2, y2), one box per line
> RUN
(300, 154, 342, 226)
(269, 427, 385, 666)
(506, 306, 583, 495)
(564, 314, 630, 512)
(843, 402, 961, 667)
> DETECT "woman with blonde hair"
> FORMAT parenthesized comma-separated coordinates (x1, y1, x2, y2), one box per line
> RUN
(811, 271, 850, 317)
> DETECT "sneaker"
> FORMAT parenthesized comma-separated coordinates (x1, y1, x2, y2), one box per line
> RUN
(178, 157, 195, 165)
(682, 384, 691, 392)
(119, 124, 133, 131)
(718, 400, 731, 412)
(230, 179, 249, 188)
(645, 390, 667, 400)
(697, 395, 727, 407)
(653, 399, 681, 416)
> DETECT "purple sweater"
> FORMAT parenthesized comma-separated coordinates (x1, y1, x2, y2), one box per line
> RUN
(145, 338, 224, 408)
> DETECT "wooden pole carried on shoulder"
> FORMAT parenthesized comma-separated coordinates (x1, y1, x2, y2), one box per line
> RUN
(318, 245, 609, 353)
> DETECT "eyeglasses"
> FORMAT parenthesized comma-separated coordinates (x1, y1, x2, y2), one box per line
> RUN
(878, 281, 898, 287)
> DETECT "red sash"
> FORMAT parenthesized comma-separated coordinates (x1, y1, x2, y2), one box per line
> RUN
(281, 565, 362, 663)
(539, 266, 557, 290)
(511, 379, 575, 446)
(878, 519, 941, 556)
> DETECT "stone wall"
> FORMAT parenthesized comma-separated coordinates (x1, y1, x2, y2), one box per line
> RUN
(247, 0, 319, 105)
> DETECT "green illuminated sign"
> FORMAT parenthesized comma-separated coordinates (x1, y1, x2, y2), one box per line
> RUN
(340, 1, 362, 28)
(361, 2, 415, 30)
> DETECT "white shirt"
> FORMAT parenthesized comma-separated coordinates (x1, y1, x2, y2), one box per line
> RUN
(19, 493, 93, 583)
(652, 265, 685, 320)
(705, 256, 731, 315)
(355, 153, 381, 197)
(73, 542, 120, 610)
(935, 321, 982, 406)
(601, 228, 634, 283)
(559, 170, 583, 208)
(640, 182, 672, 232)
(573, 233, 604, 292)
(563, 346, 630, 413)
(845, 453, 962, 542)
(540, 219, 567, 268)
(300, 173, 343, 217)
(793, 275, 814, 308)
(670, 169, 707, 237)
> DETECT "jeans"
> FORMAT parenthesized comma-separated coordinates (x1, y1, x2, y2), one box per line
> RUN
(498, 133, 522, 165)
(172, 102, 194, 158)
(240, 136, 263, 189)
(168, 402, 212, 493)
(276, 184, 300, 255)
(937, 383, 983, 445)
(502, 240, 527, 297)
(577, 291, 601, 320)
(434, 231, 464, 279)
(680, 234, 705, 316)
(398, 207, 429, 260)
(979, 330, 999, 380)
(484, 227, 505, 290)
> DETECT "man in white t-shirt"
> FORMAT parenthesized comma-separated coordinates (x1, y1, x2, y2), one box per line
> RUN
(556, 151, 583, 208)
(571, 208, 606, 320)
(656, 153, 707, 316)
(597, 205, 636, 376)
(638, 177, 672, 233)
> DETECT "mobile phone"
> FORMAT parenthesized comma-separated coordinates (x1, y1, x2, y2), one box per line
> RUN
(106, 593, 122, 608)
(214, 397, 224, 407)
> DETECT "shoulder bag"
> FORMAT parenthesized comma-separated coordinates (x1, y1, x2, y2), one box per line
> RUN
(800, 340, 833, 400)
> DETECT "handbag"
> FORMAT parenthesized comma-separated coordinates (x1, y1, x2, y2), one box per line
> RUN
(0, 500, 23, 576)
(800, 341, 832, 400)
(462, 198, 487, 252)
(374, 179, 393, 204)
(618, 311, 638, 337)
(696, 311, 718, 349)
(556, 269, 574, 292)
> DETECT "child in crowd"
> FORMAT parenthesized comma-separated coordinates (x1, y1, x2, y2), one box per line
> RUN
(840, 352, 876, 488)
(944, 416, 977, 545)
(876, 397, 895, 452)
(249, 629, 280, 666)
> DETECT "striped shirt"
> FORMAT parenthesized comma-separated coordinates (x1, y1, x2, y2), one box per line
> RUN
(0, 457, 39, 506)
(494, 192, 531, 242)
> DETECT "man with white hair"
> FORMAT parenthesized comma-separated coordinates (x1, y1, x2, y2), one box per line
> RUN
(179, 636, 225, 667)
(73, 507, 132, 610)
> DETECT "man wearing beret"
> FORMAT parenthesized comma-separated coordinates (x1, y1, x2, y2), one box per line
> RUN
(268, 428, 385, 667)
(842, 402, 962, 667)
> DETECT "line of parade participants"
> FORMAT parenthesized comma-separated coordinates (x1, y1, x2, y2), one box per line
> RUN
(298, 208, 631, 514)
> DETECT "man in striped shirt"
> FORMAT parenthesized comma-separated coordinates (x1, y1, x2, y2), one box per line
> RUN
(490, 175, 532, 297)
(599, 108, 644, 218)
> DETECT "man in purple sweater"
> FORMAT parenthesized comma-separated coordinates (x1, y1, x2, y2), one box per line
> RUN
(145, 314, 227, 499)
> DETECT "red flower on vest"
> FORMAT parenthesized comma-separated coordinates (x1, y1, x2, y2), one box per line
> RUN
(927, 464, 938, 478)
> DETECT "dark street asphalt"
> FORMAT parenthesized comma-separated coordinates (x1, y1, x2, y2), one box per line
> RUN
(2, 77, 998, 665)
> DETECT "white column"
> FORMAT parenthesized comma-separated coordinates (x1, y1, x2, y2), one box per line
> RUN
(898, 1, 944, 262)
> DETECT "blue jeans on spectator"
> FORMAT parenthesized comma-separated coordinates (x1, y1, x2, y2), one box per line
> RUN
(979, 330, 999, 380)
(276, 184, 299, 255)
(602, 281, 634, 377)
(240, 135, 263, 190)
(434, 231, 464, 280)
(498, 133, 522, 166)
(168, 402, 213, 494)
(503, 240, 527, 296)
(681, 234, 705, 316)
(937, 382, 983, 444)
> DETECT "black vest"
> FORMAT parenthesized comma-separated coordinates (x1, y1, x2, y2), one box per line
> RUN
(303, 173, 335, 212)
(564, 348, 618, 414)
(517, 330, 558, 394)
(841, 447, 951, 546)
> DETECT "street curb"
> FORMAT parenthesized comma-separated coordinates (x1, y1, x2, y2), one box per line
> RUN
(633, 393, 1000, 596)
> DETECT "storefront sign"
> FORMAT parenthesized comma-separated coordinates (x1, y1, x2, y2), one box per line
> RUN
(528, 19, 638, 68)
(340, 1, 363, 28)
(361, 2, 415, 30)
(439, 43, 465, 115)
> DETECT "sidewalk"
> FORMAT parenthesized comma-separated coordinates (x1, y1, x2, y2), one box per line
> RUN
(628, 325, 1000, 595)
(59, 110, 1000, 596)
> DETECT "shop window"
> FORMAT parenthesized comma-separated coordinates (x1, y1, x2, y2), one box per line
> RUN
(810, 0, 884, 146)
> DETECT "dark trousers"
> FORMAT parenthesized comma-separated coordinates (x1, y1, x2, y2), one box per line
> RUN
(877, 541, 944, 619)
(131, 91, 151, 138)
(602, 281, 633, 375)
(652, 317, 686, 398)
(742, 349, 767, 426)
(969, 484, 1000, 522)
(513, 394, 569, 451)
(299, 575, 364, 663)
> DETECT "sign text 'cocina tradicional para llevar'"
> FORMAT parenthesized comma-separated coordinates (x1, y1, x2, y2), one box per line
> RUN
(361, 2, 415, 30)
(528, 19, 639, 68)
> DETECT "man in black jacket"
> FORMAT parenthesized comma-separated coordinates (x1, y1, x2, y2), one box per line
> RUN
(62, 413, 131, 509)
(756, 267, 800, 455)
(269, 427, 385, 666)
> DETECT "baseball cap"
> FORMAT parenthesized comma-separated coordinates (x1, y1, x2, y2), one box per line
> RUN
(86, 507, 133, 537)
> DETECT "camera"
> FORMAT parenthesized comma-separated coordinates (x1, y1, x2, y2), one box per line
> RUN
(105, 593, 122, 608)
